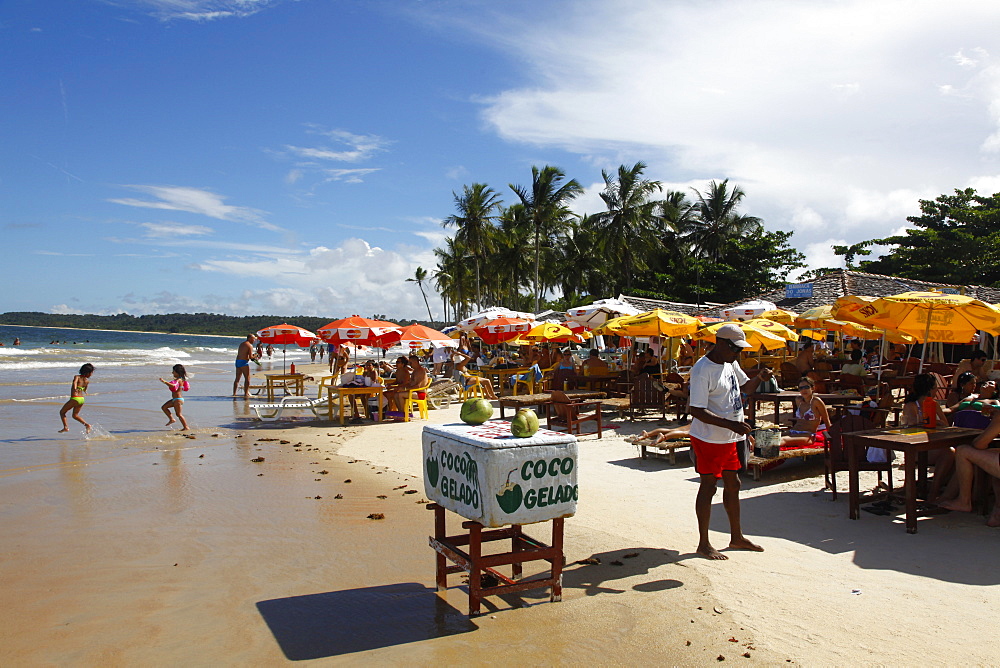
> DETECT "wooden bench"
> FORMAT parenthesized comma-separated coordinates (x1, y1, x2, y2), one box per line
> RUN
(639, 438, 689, 464)
(746, 447, 824, 481)
(600, 397, 630, 419)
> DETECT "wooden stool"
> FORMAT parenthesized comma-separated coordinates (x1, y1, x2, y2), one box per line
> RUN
(428, 503, 565, 616)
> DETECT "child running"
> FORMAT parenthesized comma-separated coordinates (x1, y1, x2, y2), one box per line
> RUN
(160, 364, 190, 430)
(59, 363, 95, 434)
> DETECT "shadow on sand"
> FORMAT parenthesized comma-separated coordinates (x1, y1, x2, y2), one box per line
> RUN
(257, 582, 477, 661)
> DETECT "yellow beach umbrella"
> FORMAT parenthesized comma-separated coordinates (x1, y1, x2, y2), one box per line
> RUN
(744, 318, 800, 342)
(511, 322, 585, 344)
(835, 292, 1000, 344)
(692, 321, 787, 351)
(595, 309, 700, 338)
(759, 308, 798, 325)
(794, 305, 837, 329)
(799, 329, 828, 341)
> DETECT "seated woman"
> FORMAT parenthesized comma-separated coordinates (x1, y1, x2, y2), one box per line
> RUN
(945, 372, 997, 413)
(781, 376, 832, 449)
(940, 407, 1000, 525)
(451, 349, 499, 399)
(901, 373, 954, 502)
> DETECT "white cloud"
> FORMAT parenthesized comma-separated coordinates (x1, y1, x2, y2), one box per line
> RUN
(125, 0, 278, 22)
(193, 238, 440, 319)
(109, 185, 280, 231)
(139, 221, 213, 238)
(435, 0, 1000, 274)
(320, 168, 381, 184)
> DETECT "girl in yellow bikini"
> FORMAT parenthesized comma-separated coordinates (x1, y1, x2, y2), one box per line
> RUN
(59, 363, 95, 434)
(160, 364, 190, 430)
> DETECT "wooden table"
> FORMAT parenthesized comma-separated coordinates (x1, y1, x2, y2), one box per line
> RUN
(329, 386, 384, 425)
(747, 391, 860, 426)
(497, 390, 607, 419)
(570, 373, 620, 393)
(264, 373, 305, 401)
(843, 426, 980, 533)
(476, 367, 530, 397)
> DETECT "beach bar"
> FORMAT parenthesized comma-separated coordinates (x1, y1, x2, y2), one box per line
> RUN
(422, 422, 578, 615)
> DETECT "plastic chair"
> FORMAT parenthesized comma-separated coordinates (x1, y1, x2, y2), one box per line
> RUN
(404, 382, 432, 422)
(459, 372, 485, 399)
(512, 364, 543, 396)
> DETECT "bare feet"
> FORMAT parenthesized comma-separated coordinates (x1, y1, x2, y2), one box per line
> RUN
(987, 512, 1000, 528)
(697, 543, 728, 560)
(729, 537, 764, 552)
(939, 499, 973, 513)
(165, 419, 176, 427)
(84, 423, 91, 434)
(58, 428, 68, 433)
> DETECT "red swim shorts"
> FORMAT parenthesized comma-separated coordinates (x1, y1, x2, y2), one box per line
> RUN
(690, 436, 741, 479)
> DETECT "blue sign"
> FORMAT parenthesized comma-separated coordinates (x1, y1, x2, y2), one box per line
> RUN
(785, 283, 813, 299)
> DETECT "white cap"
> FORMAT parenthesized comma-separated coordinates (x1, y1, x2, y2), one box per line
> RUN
(716, 323, 752, 348)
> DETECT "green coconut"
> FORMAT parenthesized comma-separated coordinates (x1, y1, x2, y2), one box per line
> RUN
(510, 408, 540, 437)
(460, 398, 494, 425)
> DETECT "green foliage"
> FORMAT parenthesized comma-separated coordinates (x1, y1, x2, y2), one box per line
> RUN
(843, 188, 1000, 286)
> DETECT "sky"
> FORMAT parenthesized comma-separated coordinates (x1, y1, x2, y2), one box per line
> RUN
(3, 0, 1000, 321)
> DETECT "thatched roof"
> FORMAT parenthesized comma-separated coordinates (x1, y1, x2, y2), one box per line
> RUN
(621, 269, 1000, 319)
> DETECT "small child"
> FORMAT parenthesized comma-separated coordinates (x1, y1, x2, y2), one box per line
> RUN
(59, 363, 95, 433)
(159, 364, 190, 430)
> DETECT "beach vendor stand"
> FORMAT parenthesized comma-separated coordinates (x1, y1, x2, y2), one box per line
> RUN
(422, 421, 578, 615)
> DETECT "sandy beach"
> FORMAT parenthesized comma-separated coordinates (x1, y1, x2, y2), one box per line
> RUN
(2, 360, 998, 665)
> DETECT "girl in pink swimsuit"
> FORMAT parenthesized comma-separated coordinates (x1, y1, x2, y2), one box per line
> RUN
(160, 364, 190, 430)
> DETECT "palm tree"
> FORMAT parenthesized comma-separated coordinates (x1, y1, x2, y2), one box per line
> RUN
(442, 183, 501, 311)
(406, 266, 434, 321)
(509, 165, 583, 313)
(434, 238, 474, 319)
(687, 179, 761, 262)
(589, 162, 663, 294)
(555, 215, 606, 302)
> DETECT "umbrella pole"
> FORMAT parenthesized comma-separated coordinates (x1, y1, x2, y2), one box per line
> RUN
(918, 311, 932, 374)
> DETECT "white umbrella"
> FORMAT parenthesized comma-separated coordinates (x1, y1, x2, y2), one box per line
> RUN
(457, 308, 534, 331)
(721, 300, 778, 321)
(565, 298, 640, 329)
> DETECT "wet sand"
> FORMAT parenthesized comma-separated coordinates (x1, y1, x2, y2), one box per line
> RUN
(2, 362, 998, 664)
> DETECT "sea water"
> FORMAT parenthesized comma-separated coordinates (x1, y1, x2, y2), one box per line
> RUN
(0, 325, 323, 471)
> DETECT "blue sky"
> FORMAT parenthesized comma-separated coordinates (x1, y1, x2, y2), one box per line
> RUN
(3, 0, 1000, 321)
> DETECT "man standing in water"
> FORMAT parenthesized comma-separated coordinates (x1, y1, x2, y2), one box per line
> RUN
(688, 324, 771, 560)
(233, 334, 257, 398)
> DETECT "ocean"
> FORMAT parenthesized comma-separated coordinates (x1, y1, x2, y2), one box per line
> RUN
(0, 325, 342, 470)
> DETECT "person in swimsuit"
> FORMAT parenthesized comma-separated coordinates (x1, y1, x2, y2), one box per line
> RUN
(901, 373, 953, 502)
(58, 363, 95, 434)
(779, 376, 831, 449)
(941, 405, 1000, 525)
(160, 364, 190, 430)
(233, 334, 257, 398)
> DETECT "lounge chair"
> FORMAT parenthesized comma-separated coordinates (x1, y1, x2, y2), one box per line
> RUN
(250, 395, 339, 422)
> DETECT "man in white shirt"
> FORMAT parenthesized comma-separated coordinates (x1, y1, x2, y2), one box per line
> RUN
(689, 324, 772, 560)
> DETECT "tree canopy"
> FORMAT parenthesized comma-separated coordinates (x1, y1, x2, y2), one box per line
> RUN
(835, 188, 1000, 287)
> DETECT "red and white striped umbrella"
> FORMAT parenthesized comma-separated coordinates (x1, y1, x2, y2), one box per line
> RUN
(375, 324, 458, 350)
(474, 317, 533, 344)
(316, 316, 401, 346)
(256, 323, 316, 371)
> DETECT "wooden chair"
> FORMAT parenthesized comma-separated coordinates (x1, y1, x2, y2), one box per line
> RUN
(825, 414, 890, 501)
(928, 372, 950, 401)
(546, 367, 578, 392)
(779, 362, 802, 390)
(901, 357, 922, 374)
(628, 374, 666, 421)
(545, 390, 603, 437)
